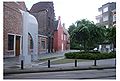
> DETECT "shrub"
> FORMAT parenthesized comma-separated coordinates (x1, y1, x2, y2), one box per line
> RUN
(64, 52, 116, 60)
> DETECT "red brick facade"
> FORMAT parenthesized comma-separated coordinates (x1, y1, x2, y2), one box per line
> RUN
(53, 16, 70, 52)
(3, 2, 27, 57)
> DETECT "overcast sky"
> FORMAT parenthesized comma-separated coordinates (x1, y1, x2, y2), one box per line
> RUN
(25, 0, 116, 29)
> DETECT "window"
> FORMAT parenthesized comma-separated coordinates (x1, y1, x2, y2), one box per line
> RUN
(8, 35, 14, 50)
(103, 15, 108, 21)
(28, 33, 33, 49)
(96, 19, 100, 23)
(99, 10, 102, 15)
(103, 7, 108, 12)
(30, 37, 33, 49)
(61, 34, 63, 40)
(48, 17, 50, 27)
(64, 34, 66, 40)
(113, 14, 116, 22)
(41, 40, 45, 49)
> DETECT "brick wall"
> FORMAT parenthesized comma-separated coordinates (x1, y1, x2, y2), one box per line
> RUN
(3, 2, 26, 57)
(31, 11, 47, 35)
(53, 17, 70, 52)
(30, 2, 55, 36)
(30, 2, 55, 53)
(38, 35, 48, 54)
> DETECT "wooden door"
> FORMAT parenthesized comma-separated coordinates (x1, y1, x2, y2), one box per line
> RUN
(15, 36, 20, 56)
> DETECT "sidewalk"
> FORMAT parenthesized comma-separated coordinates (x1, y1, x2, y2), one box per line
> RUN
(4, 58, 116, 74)
(4, 50, 116, 74)
(4, 50, 79, 69)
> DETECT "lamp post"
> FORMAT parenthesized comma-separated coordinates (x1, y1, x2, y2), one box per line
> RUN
(48, 33, 51, 53)
(48, 31, 54, 53)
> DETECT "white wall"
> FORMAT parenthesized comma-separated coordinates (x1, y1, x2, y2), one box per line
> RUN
(19, 10, 38, 68)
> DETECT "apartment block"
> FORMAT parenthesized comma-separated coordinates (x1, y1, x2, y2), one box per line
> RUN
(96, 2, 116, 28)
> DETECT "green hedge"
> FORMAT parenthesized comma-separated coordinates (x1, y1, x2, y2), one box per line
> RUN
(64, 52, 116, 60)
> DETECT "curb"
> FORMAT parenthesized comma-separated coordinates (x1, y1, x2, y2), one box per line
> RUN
(4, 66, 116, 75)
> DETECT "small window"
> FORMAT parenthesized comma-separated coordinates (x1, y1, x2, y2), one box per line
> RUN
(48, 17, 50, 27)
(41, 41, 45, 49)
(103, 7, 108, 13)
(61, 34, 63, 40)
(96, 19, 100, 23)
(103, 15, 108, 21)
(8, 35, 14, 50)
(28, 33, 33, 49)
(113, 14, 116, 22)
(99, 10, 102, 15)
(30, 37, 33, 49)
(64, 34, 66, 40)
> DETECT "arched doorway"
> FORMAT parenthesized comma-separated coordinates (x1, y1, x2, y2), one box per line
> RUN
(28, 33, 34, 54)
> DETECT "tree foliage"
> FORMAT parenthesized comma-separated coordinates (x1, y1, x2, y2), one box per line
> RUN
(75, 19, 105, 51)
(68, 19, 116, 52)
(106, 26, 116, 51)
(68, 19, 106, 51)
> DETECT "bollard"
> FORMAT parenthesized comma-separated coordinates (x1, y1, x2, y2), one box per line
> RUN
(94, 59, 97, 66)
(48, 60, 50, 68)
(21, 60, 24, 69)
(75, 59, 77, 67)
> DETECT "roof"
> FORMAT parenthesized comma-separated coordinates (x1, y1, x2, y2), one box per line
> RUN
(30, 1, 54, 13)
(98, 2, 116, 11)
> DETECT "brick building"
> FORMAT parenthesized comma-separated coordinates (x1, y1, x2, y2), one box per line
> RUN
(3, 2, 27, 57)
(30, 2, 55, 54)
(3, 2, 38, 60)
(53, 16, 70, 52)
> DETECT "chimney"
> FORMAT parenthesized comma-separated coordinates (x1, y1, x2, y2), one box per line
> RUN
(58, 16, 61, 20)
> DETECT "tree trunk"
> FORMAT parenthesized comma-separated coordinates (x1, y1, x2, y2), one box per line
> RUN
(113, 43, 116, 52)
(84, 40, 87, 52)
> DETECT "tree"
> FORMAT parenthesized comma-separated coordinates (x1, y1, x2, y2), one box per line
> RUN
(68, 24, 76, 35)
(71, 19, 105, 52)
(74, 20, 90, 51)
(68, 24, 80, 49)
(106, 27, 116, 51)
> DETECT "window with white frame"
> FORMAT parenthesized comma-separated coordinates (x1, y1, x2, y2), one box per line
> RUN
(64, 34, 66, 40)
(41, 40, 45, 49)
(103, 7, 108, 13)
(96, 19, 100, 23)
(99, 10, 102, 15)
(61, 34, 63, 40)
(113, 14, 116, 22)
(8, 34, 14, 50)
(103, 15, 108, 21)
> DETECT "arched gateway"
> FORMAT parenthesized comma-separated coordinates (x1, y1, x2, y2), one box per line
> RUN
(19, 10, 38, 68)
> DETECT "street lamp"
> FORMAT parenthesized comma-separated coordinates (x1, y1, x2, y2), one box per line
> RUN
(48, 32, 51, 53)
(48, 31, 54, 53)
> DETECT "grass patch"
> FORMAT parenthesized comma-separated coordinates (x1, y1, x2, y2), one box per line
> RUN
(38, 56, 64, 62)
(38, 57, 57, 62)
(50, 58, 91, 65)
